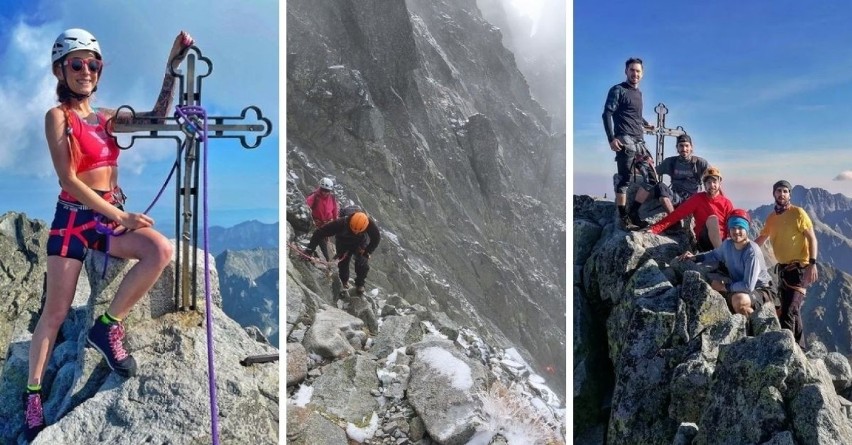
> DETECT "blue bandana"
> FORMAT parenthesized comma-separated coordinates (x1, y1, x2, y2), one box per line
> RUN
(727, 216, 749, 231)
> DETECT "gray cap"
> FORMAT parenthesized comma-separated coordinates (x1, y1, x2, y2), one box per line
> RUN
(773, 180, 792, 191)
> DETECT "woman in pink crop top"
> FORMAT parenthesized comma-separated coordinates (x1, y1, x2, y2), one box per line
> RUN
(23, 28, 194, 440)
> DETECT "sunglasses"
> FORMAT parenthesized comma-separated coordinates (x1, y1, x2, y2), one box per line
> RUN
(65, 57, 103, 73)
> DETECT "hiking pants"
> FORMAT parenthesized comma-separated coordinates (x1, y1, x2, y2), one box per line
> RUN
(613, 135, 644, 194)
(778, 264, 807, 348)
(336, 236, 370, 286)
(317, 237, 331, 261)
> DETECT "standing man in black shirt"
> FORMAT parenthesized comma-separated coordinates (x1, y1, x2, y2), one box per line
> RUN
(602, 57, 655, 229)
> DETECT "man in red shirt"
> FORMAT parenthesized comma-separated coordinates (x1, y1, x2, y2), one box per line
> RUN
(646, 167, 733, 251)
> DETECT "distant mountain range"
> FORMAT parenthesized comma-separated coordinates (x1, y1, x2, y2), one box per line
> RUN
(216, 248, 279, 346)
(208, 220, 279, 256)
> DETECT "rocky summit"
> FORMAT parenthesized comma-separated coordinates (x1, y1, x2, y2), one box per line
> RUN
(0, 212, 278, 444)
(573, 195, 852, 444)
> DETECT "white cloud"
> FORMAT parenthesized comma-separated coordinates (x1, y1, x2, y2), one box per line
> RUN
(0, 0, 278, 224)
(834, 171, 852, 181)
(0, 22, 60, 176)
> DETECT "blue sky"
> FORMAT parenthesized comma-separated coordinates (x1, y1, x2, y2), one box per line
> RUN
(572, 1, 852, 210)
(0, 0, 278, 230)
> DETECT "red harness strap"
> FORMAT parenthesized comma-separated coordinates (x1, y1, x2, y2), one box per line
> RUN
(48, 210, 97, 257)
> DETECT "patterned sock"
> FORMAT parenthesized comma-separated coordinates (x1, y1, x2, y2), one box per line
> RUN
(99, 312, 122, 325)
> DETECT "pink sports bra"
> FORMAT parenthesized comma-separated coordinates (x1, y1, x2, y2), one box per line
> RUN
(67, 109, 120, 173)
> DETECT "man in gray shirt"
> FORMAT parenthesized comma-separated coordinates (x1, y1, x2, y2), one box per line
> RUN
(628, 134, 709, 226)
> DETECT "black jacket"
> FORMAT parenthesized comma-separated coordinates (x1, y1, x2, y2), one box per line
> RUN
(307, 214, 381, 254)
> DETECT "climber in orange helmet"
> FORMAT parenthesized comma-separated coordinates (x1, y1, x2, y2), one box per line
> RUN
(303, 205, 381, 296)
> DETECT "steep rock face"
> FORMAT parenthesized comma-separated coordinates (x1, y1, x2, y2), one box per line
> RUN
(217, 248, 280, 345)
(573, 195, 852, 444)
(0, 213, 278, 444)
(287, 0, 565, 395)
(476, 0, 566, 134)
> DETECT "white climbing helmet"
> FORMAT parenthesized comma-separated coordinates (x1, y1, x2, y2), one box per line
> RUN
(319, 177, 334, 191)
(52, 28, 101, 63)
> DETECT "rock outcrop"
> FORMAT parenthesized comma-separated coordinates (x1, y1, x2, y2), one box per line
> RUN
(0, 212, 278, 444)
(286, 223, 564, 444)
(573, 195, 852, 444)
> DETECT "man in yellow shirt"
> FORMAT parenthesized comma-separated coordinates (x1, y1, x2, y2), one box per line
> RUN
(755, 180, 818, 348)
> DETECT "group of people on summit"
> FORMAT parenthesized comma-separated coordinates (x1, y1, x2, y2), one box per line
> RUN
(603, 57, 818, 348)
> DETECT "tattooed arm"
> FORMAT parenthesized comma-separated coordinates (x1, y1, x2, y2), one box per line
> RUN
(104, 31, 195, 124)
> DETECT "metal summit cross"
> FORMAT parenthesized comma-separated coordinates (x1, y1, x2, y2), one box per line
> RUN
(644, 103, 687, 165)
(108, 46, 272, 312)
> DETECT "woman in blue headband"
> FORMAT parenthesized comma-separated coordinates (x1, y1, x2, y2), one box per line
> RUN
(678, 209, 778, 316)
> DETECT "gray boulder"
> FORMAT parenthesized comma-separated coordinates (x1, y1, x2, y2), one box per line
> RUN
(303, 307, 367, 359)
(695, 330, 852, 444)
(287, 343, 309, 387)
(407, 340, 488, 445)
(371, 315, 422, 359)
(310, 354, 379, 424)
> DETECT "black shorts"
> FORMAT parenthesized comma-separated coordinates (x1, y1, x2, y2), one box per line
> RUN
(697, 226, 714, 252)
(725, 285, 777, 313)
(46, 188, 125, 262)
(655, 183, 691, 206)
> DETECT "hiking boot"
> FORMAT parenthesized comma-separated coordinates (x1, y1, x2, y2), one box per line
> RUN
(87, 321, 137, 377)
(23, 391, 45, 441)
(619, 214, 638, 230)
(355, 285, 366, 296)
(628, 210, 649, 229)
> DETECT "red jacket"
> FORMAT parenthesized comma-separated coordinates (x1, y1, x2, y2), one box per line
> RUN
(649, 191, 733, 240)
(306, 188, 338, 226)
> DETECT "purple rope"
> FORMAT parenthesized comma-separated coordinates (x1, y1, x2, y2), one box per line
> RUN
(95, 160, 178, 279)
(176, 105, 220, 444)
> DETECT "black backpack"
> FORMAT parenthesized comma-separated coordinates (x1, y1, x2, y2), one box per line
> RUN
(339, 204, 364, 218)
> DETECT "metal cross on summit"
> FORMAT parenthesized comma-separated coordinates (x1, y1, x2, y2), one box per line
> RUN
(644, 103, 687, 165)
(108, 45, 272, 312)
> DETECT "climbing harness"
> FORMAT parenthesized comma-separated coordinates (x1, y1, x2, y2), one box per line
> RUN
(288, 242, 349, 268)
(631, 140, 659, 186)
(778, 263, 809, 296)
